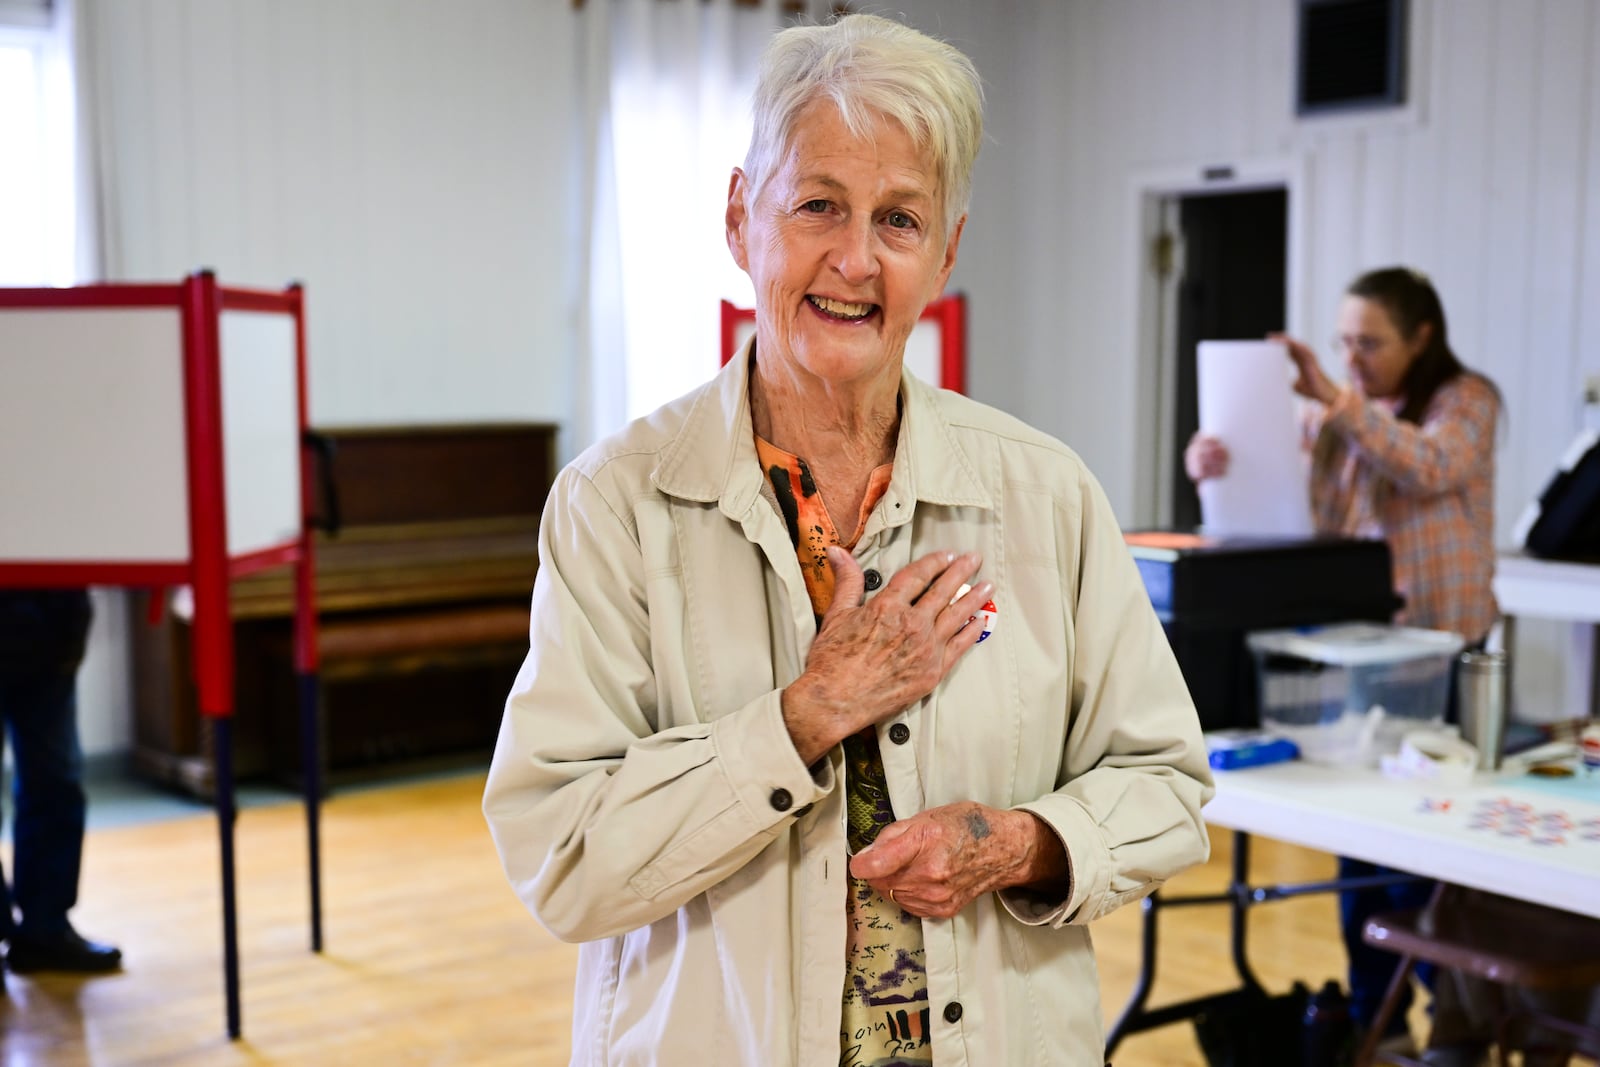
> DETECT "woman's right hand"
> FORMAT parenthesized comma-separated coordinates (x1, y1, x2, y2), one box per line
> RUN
(1184, 432, 1230, 483)
(1272, 332, 1340, 405)
(781, 548, 990, 765)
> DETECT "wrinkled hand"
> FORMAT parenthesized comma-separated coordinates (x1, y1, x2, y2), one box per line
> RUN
(849, 802, 1068, 919)
(782, 548, 991, 765)
(1272, 332, 1339, 405)
(1184, 432, 1230, 483)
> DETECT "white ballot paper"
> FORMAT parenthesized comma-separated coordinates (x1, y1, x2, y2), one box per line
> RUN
(1195, 339, 1314, 537)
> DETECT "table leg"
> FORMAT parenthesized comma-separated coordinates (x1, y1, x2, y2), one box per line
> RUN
(1102, 830, 1421, 1053)
(1105, 831, 1264, 1052)
(1106, 893, 1162, 1052)
(1229, 831, 1263, 993)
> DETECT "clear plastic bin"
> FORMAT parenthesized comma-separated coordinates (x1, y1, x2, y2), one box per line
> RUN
(1246, 623, 1465, 766)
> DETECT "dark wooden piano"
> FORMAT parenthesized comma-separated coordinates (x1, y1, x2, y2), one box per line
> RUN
(130, 422, 558, 795)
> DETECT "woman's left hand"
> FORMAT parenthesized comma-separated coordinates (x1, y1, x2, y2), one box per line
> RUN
(848, 802, 1069, 919)
(1272, 332, 1339, 405)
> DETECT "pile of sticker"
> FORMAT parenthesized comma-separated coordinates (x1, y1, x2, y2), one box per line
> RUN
(1464, 796, 1600, 847)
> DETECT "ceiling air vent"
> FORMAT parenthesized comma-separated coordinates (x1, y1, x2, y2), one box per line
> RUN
(1297, 0, 1407, 116)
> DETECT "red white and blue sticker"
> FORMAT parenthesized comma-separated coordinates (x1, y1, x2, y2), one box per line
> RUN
(1582, 727, 1600, 771)
(955, 584, 998, 643)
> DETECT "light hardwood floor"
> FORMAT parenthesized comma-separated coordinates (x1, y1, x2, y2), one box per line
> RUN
(0, 772, 1577, 1065)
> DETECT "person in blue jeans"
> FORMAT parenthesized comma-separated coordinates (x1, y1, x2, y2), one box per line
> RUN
(1336, 856, 1437, 1036)
(0, 589, 122, 979)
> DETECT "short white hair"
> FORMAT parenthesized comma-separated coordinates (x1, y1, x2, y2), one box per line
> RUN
(743, 13, 984, 235)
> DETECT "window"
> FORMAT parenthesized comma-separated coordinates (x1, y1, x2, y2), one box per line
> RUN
(1296, 0, 1408, 116)
(0, 5, 78, 286)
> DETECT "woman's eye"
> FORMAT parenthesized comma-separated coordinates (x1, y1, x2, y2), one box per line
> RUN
(802, 199, 829, 213)
(886, 211, 915, 230)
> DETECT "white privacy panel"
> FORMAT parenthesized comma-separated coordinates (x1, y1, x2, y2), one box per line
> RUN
(220, 310, 300, 556)
(729, 316, 947, 388)
(0, 308, 190, 561)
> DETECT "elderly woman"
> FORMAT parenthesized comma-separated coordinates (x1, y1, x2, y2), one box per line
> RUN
(484, 13, 1212, 1066)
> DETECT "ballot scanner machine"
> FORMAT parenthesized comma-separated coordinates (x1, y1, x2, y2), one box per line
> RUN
(1124, 533, 1401, 731)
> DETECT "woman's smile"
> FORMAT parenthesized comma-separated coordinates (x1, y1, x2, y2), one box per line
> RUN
(807, 295, 878, 323)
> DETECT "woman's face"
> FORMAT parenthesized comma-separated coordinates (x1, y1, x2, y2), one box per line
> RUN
(1334, 295, 1430, 399)
(726, 101, 963, 393)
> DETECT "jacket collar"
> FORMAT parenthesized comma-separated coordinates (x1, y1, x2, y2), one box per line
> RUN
(650, 342, 993, 519)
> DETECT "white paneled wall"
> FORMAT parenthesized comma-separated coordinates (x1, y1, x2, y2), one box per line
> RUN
(899, 0, 1600, 541)
(86, 0, 579, 428)
(898, 0, 1600, 719)
(73, 0, 580, 755)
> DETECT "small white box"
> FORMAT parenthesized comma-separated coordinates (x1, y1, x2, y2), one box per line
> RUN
(1247, 623, 1466, 766)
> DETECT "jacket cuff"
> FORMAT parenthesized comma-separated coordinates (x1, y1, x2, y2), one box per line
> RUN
(711, 690, 835, 829)
(1322, 386, 1364, 431)
(1001, 795, 1109, 927)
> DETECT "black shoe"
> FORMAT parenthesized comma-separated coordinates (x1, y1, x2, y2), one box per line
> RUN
(5, 926, 122, 975)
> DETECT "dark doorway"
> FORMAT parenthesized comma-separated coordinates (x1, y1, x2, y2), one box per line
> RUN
(1168, 188, 1289, 530)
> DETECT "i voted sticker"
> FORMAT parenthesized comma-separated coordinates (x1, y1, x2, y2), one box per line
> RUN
(953, 583, 998, 643)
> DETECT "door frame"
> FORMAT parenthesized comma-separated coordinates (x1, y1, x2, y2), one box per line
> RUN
(1128, 157, 1308, 529)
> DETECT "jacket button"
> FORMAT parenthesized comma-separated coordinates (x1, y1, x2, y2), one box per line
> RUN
(769, 788, 793, 812)
(793, 803, 813, 818)
(863, 569, 883, 591)
(888, 722, 910, 745)
(943, 1001, 963, 1024)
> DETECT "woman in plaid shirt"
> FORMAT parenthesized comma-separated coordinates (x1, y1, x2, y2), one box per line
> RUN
(1187, 266, 1500, 648)
(1186, 266, 1507, 1060)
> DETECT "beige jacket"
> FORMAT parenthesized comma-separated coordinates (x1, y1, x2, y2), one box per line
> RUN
(483, 354, 1213, 1066)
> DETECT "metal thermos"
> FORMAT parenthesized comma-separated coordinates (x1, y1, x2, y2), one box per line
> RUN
(1457, 650, 1509, 772)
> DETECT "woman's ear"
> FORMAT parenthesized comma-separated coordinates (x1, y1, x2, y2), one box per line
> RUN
(929, 214, 966, 299)
(725, 168, 751, 272)
(1408, 320, 1435, 357)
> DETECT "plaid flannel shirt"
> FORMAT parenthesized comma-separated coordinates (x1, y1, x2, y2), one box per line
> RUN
(1305, 373, 1500, 643)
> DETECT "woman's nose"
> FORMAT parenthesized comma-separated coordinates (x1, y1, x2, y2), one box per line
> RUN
(831, 217, 879, 284)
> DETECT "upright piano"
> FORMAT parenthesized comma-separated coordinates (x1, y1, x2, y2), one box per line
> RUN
(130, 422, 558, 795)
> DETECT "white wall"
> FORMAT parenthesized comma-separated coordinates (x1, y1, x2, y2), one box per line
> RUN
(903, 0, 1600, 536)
(85, 0, 579, 428)
(77, 589, 132, 755)
(892, 0, 1600, 722)
(71, 0, 580, 755)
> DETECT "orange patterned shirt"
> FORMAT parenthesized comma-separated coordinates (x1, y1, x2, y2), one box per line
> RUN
(753, 436, 933, 1067)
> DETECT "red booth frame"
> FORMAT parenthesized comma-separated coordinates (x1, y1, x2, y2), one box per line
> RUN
(719, 292, 968, 393)
(0, 271, 322, 1041)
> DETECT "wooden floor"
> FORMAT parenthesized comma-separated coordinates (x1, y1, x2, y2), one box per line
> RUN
(0, 772, 1579, 1065)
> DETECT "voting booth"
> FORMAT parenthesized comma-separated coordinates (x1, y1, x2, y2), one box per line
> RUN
(719, 292, 968, 392)
(0, 271, 321, 1039)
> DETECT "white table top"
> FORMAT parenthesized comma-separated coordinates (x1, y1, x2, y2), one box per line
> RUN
(1205, 760, 1600, 919)
(1495, 552, 1600, 624)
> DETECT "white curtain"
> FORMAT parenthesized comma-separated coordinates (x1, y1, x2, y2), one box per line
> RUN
(0, 0, 90, 285)
(572, 0, 789, 450)
(0, 0, 130, 758)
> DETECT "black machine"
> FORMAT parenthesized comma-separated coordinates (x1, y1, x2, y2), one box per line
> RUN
(1125, 533, 1401, 731)
(1519, 429, 1600, 560)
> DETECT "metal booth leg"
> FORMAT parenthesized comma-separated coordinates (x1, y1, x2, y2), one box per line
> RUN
(299, 670, 324, 952)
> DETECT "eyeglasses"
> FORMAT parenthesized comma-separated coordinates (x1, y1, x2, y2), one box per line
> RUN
(1330, 334, 1389, 357)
